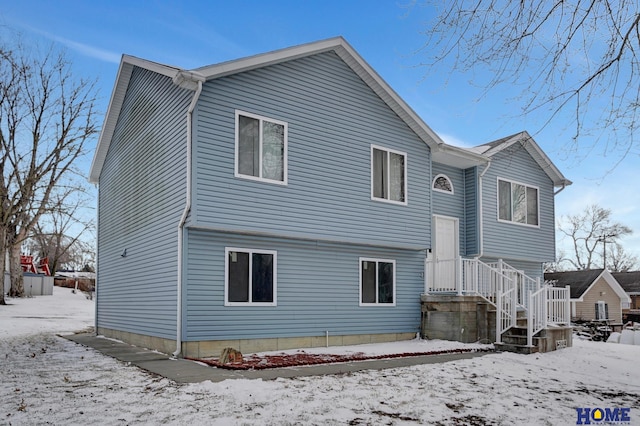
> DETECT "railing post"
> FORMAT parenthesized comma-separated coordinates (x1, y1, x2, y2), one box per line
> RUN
(543, 286, 548, 330)
(456, 257, 463, 296)
(527, 290, 533, 347)
(432, 255, 437, 294)
(424, 258, 428, 294)
(495, 278, 502, 344)
(565, 285, 571, 324)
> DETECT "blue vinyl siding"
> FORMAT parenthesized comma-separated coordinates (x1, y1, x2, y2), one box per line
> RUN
(480, 257, 544, 281)
(184, 229, 424, 341)
(432, 162, 466, 255)
(191, 51, 432, 249)
(481, 144, 556, 262)
(96, 66, 191, 339)
(464, 167, 479, 256)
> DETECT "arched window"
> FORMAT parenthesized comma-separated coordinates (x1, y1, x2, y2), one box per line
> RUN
(433, 174, 454, 194)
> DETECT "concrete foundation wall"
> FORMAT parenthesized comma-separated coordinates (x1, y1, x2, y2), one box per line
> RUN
(98, 327, 415, 358)
(420, 294, 495, 343)
(536, 327, 573, 352)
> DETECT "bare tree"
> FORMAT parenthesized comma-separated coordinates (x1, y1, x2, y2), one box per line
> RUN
(607, 243, 639, 272)
(414, 1, 640, 162)
(558, 204, 633, 270)
(26, 192, 94, 274)
(0, 41, 98, 302)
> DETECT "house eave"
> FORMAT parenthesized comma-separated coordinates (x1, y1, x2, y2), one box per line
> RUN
(88, 56, 184, 184)
(475, 131, 572, 188)
(194, 36, 450, 153)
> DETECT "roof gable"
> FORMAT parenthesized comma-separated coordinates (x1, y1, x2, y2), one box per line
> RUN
(545, 269, 630, 302)
(89, 37, 487, 183)
(470, 131, 572, 188)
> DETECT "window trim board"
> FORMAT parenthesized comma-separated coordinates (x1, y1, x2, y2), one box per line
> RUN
(358, 257, 397, 307)
(370, 144, 408, 206)
(234, 110, 288, 185)
(224, 247, 278, 307)
(432, 173, 454, 194)
(495, 177, 540, 228)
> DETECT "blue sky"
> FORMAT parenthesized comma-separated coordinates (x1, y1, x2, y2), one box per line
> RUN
(2, 0, 639, 263)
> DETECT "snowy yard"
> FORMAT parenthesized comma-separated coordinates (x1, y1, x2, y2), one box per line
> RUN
(1, 288, 639, 425)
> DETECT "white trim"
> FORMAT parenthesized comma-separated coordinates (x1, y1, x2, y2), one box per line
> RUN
(224, 247, 278, 307)
(89, 37, 488, 185)
(359, 257, 396, 306)
(432, 174, 454, 194)
(234, 110, 288, 185)
(478, 131, 572, 187)
(496, 177, 540, 228)
(370, 144, 408, 206)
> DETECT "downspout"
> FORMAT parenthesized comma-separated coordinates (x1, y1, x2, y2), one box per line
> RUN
(477, 161, 491, 259)
(94, 184, 99, 333)
(554, 184, 567, 195)
(172, 71, 205, 358)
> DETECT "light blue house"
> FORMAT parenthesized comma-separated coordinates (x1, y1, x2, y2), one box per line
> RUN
(89, 37, 572, 357)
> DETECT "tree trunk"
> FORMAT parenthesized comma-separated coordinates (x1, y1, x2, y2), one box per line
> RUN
(0, 226, 6, 305)
(8, 232, 25, 298)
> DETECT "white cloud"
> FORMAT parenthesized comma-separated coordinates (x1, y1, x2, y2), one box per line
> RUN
(14, 21, 120, 64)
(52, 35, 121, 64)
(438, 132, 474, 148)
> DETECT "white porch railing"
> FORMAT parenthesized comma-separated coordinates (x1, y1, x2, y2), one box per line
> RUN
(527, 285, 571, 346)
(486, 261, 541, 308)
(425, 257, 571, 346)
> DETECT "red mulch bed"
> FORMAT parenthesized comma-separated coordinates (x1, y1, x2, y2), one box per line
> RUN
(185, 348, 494, 370)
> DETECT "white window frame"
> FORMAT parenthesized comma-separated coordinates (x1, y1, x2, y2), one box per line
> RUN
(234, 110, 288, 185)
(224, 247, 277, 306)
(370, 145, 408, 206)
(359, 257, 396, 306)
(432, 174, 454, 194)
(595, 300, 608, 320)
(496, 177, 540, 228)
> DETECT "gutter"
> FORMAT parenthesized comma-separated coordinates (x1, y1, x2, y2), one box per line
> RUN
(172, 70, 205, 358)
(554, 183, 567, 195)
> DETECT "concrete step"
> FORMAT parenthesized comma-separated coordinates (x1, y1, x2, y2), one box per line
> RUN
(494, 342, 539, 355)
(501, 334, 541, 345)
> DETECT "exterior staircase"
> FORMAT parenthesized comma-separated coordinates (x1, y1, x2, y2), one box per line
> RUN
(423, 257, 572, 353)
(494, 310, 540, 354)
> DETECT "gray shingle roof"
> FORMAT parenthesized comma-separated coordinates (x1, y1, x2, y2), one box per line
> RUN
(544, 269, 605, 299)
(611, 271, 640, 293)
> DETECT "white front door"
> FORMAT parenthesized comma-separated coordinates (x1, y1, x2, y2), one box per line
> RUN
(434, 215, 459, 291)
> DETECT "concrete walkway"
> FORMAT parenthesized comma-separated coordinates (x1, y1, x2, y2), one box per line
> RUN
(64, 333, 489, 384)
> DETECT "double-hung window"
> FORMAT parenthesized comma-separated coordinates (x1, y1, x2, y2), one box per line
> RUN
(497, 178, 539, 226)
(595, 301, 608, 320)
(371, 145, 407, 204)
(359, 258, 396, 306)
(225, 248, 277, 306)
(235, 110, 287, 184)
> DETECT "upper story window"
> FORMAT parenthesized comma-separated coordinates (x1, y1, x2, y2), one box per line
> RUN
(433, 174, 454, 194)
(371, 145, 407, 205)
(498, 178, 539, 227)
(235, 110, 288, 185)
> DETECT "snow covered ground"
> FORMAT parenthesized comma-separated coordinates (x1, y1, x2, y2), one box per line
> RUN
(1, 287, 639, 425)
